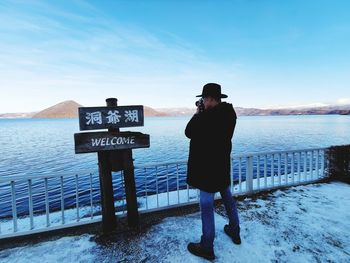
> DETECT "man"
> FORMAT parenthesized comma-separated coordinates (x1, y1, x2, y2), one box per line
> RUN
(185, 83, 241, 260)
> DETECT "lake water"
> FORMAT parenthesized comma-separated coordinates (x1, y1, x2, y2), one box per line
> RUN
(1, 115, 349, 177)
(0, 115, 349, 218)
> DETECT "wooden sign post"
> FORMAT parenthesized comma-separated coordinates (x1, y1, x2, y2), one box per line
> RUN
(74, 98, 150, 233)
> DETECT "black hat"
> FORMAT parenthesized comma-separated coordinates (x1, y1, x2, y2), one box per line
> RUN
(196, 83, 228, 98)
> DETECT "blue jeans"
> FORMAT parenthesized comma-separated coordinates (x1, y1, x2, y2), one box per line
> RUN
(200, 186, 240, 250)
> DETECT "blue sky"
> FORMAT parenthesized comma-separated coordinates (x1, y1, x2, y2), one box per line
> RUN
(0, 0, 349, 113)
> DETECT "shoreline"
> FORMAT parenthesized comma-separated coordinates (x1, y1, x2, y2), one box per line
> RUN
(0, 112, 349, 120)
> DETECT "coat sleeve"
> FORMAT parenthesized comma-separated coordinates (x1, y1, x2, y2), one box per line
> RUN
(185, 105, 237, 140)
(185, 114, 201, 139)
(185, 112, 214, 139)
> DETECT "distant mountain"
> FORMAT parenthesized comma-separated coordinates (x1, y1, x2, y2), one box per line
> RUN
(32, 100, 82, 118)
(157, 105, 350, 116)
(144, 106, 168, 117)
(31, 101, 167, 118)
(0, 112, 36, 118)
(235, 105, 350, 116)
(1, 102, 349, 119)
(155, 107, 195, 116)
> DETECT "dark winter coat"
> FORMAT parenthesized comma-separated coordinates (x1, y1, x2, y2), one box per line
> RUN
(185, 102, 237, 193)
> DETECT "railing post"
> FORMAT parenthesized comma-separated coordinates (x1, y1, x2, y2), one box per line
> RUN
(239, 157, 242, 192)
(278, 153, 281, 185)
(256, 156, 260, 190)
(28, 179, 34, 230)
(11, 181, 17, 233)
(316, 150, 319, 178)
(321, 150, 325, 178)
(246, 156, 254, 194)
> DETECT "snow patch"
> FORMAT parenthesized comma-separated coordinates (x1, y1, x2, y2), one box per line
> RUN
(0, 235, 97, 263)
(1, 182, 349, 262)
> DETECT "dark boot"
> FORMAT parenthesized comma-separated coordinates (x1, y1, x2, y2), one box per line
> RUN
(224, 224, 241, 245)
(187, 242, 215, 261)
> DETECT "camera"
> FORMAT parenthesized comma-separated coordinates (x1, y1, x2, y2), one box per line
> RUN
(195, 98, 205, 113)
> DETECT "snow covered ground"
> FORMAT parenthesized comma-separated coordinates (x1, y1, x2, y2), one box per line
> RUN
(0, 181, 349, 263)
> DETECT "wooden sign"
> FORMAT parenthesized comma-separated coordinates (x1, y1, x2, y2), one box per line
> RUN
(74, 131, 150, 154)
(79, 105, 144, 131)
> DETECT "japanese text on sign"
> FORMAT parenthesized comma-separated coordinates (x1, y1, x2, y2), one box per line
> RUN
(86, 110, 139, 125)
(79, 106, 144, 131)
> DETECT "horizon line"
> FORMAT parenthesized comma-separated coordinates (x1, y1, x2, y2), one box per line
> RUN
(1, 101, 350, 115)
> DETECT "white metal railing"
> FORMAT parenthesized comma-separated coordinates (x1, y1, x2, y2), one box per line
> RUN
(0, 170, 103, 239)
(0, 147, 328, 239)
(134, 148, 328, 212)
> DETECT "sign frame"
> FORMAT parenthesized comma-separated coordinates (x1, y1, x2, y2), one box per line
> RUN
(78, 105, 144, 131)
(74, 131, 150, 154)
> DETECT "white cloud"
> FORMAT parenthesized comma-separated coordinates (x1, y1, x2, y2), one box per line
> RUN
(0, 1, 240, 113)
(3, 1, 347, 113)
(336, 98, 350, 105)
